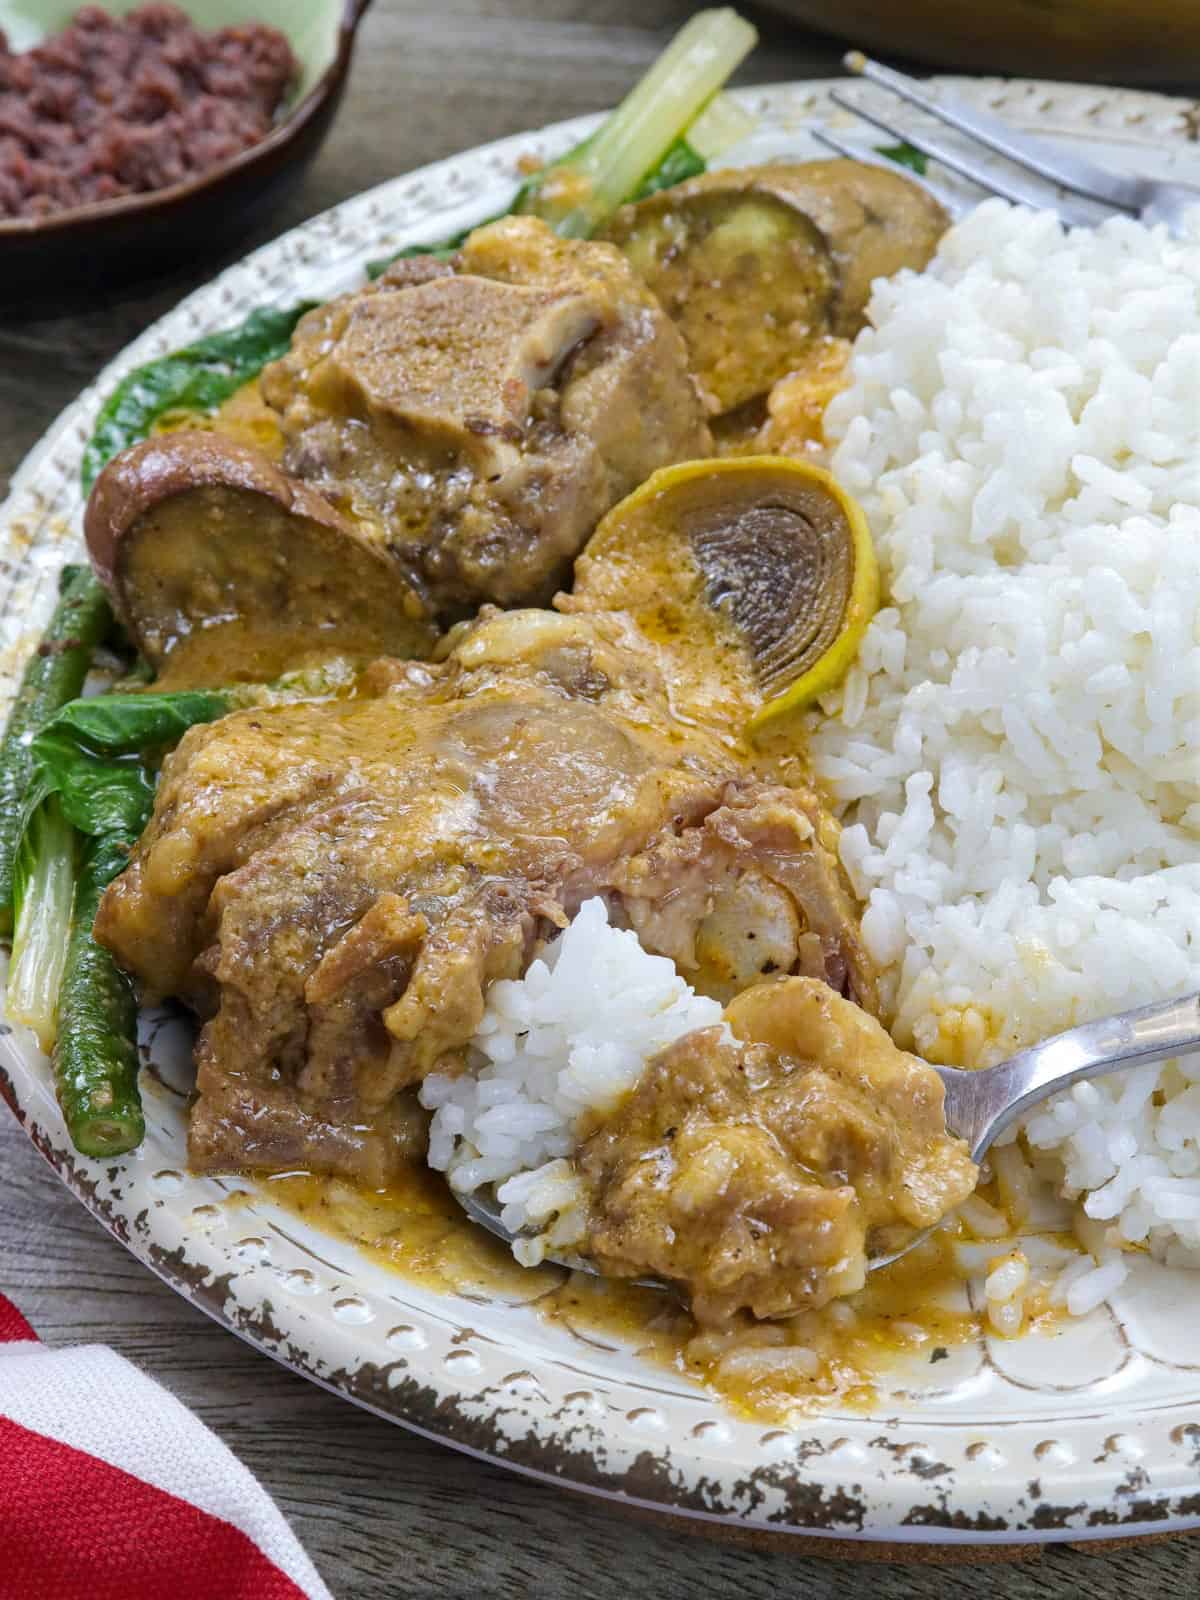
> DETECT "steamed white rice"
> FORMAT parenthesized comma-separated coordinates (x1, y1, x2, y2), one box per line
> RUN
(427, 201, 1198, 1309)
(420, 897, 725, 1264)
(814, 200, 1200, 1276)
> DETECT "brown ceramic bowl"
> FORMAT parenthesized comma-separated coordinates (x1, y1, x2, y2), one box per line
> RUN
(0, 0, 373, 296)
(762, 0, 1200, 85)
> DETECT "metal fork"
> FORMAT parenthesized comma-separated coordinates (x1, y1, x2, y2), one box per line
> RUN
(459, 990, 1200, 1281)
(815, 51, 1200, 235)
(871, 989, 1200, 1269)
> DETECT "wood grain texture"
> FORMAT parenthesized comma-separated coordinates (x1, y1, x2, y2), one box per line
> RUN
(1, 4, 1197, 1596)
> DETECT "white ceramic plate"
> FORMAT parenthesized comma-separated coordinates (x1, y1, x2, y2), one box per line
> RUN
(3, 78, 1199, 1550)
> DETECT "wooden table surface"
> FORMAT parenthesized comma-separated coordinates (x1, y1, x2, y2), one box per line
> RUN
(1, 3, 1197, 1595)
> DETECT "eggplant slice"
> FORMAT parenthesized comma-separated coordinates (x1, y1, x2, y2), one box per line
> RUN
(743, 160, 949, 337)
(604, 186, 837, 415)
(85, 433, 438, 679)
(604, 158, 948, 412)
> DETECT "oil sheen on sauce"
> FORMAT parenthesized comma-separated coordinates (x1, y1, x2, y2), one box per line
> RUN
(259, 1163, 1021, 1424)
(181, 380, 1031, 1423)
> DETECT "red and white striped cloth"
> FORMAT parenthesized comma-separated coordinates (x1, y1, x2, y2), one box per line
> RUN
(0, 1293, 332, 1600)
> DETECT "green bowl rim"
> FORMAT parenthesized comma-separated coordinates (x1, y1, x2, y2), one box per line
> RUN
(0, 0, 372, 240)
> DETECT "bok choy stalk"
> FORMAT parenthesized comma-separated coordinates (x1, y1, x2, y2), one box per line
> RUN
(7, 797, 77, 1053)
(517, 8, 757, 238)
(366, 8, 758, 276)
(0, 564, 113, 934)
(684, 90, 757, 163)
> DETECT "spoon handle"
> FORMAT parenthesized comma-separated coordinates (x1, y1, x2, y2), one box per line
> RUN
(941, 991, 1200, 1160)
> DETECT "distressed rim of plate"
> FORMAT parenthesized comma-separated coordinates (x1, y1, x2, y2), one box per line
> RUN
(3, 77, 1200, 1549)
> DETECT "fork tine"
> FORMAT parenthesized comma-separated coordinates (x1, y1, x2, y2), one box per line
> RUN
(809, 125, 959, 212)
(827, 89, 1109, 226)
(809, 126, 876, 162)
(844, 52, 1144, 214)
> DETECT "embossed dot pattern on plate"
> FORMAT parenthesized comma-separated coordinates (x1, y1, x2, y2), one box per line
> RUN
(444, 1349, 482, 1377)
(386, 1324, 427, 1351)
(332, 1296, 374, 1325)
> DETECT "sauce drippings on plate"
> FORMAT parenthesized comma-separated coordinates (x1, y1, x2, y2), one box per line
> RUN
(261, 1166, 1007, 1423)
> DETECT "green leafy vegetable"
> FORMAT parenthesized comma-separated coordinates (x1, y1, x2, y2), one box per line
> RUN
(629, 138, 705, 200)
(8, 688, 236, 1155)
(0, 564, 113, 934)
(877, 142, 928, 177)
(37, 689, 231, 763)
(28, 690, 231, 846)
(8, 667, 352, 1157)
(29, 675, 353, 860)
(81, 303, 315, 494)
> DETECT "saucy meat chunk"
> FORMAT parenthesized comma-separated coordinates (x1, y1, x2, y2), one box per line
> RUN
(85, 218, 711, 676)
(579, 977, 977, 1323)
(259, 216, 710, 620)
(94, 610, 868, 1185)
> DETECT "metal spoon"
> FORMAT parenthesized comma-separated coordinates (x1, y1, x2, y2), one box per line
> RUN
(457, 991, 1200, 1279)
